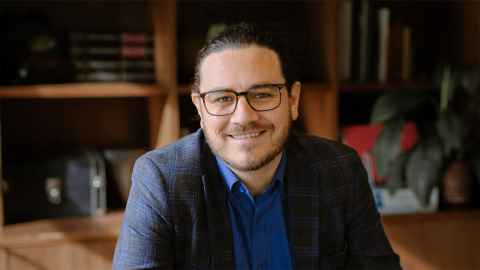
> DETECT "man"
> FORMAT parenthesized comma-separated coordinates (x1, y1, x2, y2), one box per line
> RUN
(113, 23, 401, 270)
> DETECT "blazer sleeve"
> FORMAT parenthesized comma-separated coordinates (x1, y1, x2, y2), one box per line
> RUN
(112, 156, 174, 270)
(343, 151, 402, 270)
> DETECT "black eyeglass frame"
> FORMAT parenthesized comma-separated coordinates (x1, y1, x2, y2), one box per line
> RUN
(193, 83, 288, 116)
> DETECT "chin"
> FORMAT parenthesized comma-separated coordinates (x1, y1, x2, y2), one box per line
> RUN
(223, 150, 281, 172)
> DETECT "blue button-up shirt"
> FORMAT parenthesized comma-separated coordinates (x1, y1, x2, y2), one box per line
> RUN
(216, 154, 293, 270)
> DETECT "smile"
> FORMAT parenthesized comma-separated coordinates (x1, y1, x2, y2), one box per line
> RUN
(229, 131, 264, 140)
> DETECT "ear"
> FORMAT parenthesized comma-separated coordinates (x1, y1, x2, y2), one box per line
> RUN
(288, 81, 301, 121)
(191, 93, 204, 121)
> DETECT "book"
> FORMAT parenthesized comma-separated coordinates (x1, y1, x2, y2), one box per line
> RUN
(338, 0, 353, 81)
(401, 26, 412, 81)
(70, 32, 154, 45)
(73, 59, 155, 71)
(377, 7, 390, 83)
(358, 0, 370, 82)
(76, 71, 155, 82)
(71, 46, 154, 59)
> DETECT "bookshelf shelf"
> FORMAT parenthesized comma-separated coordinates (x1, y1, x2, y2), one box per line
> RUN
(339, 82, 432, 93)
(0, 83, 165, 99)
(0, 80, 295, 99)
(177, 82, 332, 94)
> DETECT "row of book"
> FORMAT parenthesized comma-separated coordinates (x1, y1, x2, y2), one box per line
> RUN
(337, 0, 413, 84)
(70, 32, 156, 83)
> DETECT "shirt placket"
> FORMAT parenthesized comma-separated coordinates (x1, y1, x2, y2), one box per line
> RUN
(253, 191, 273, 270)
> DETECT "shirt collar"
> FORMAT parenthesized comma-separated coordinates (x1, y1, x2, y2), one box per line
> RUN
(215, 153, 287, 192)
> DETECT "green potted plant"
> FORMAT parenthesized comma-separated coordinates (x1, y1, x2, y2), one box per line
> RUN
(370, 67, 480, 207)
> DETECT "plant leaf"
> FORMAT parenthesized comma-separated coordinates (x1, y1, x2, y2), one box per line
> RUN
(405, 137, 443, 206)
(385, 152, 410, 194)
(371, 91, 428, 124)
(436, 110, 464, 157)
(440, 67, 456, 111)
(372, 118, 405, 177)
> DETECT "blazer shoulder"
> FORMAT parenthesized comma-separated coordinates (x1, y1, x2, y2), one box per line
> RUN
(137, 130, 204, 186)
(292, 132, 358, 162)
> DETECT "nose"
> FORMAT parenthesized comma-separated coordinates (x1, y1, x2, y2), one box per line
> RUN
(230, 95, 260, 124)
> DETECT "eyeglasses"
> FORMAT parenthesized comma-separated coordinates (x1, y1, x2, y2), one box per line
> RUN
(193, 83, 287, 116)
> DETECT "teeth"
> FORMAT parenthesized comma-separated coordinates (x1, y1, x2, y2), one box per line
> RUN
(231, 132, 261, 139)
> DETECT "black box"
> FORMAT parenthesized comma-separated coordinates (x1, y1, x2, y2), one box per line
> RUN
(3, 149, 106, 224)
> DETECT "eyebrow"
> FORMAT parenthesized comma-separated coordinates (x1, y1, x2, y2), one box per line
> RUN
(202, 82, 285, 93)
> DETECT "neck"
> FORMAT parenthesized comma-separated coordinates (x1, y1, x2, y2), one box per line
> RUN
(229, 153, 283, 197)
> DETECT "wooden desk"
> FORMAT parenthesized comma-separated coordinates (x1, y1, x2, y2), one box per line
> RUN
(0, 212, 122, 270)
(383, 210, 480, 270)
(0, 210, 479, 270)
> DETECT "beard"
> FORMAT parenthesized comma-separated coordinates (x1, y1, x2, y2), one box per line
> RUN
(203, 117, 291, 172)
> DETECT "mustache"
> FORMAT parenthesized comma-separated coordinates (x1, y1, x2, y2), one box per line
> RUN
(224, 122, 273, 134)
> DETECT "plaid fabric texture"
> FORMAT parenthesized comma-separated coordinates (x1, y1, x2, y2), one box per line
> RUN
(113, 129, 402, 270)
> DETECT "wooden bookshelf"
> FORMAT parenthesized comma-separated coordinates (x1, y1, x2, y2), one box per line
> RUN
(0, 83, 164, 99)
(0, 1, 176, 268)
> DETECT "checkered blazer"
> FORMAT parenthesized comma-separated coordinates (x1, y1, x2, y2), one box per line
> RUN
(113, 129, 401, 270)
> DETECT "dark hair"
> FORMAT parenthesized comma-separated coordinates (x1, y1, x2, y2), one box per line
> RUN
(192, 22, 297, 93)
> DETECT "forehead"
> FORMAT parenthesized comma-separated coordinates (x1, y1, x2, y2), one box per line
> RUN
(198, 45, 284, 92)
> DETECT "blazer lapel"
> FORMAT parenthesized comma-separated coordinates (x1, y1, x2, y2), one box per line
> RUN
(283, 136, 321, 269)
(201, 143, 234, 270)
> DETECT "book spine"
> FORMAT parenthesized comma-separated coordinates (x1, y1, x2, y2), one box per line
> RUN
(358, 0, 370, 82)
(377, 8, 390, 84)
(70, 32, 153, 45)
(73, 60, 155, 70)
(338, 0, 353, 81)
(71, 46, 154, 59)
(76, 71, 155, 82)
(401, 26, 412, 81)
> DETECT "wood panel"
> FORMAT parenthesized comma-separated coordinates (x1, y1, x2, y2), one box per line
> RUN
(301, 0, 338, 141)
(383, 211, 480, 270)
(1, 241, 116, 270)
(459, 2, 480, 65)
(0, 83, 164, 99)
(72, 241, 116, 270)
(151, 0, 180, 148)
(5, 243, 73, 270)
(301, 83, 338, 140)
(0, 211, 479, 269)
(0, 212, 121, 248)
(0, 213, 120, 270)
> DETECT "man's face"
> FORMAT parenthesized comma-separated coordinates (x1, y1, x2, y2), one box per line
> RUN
(192, 45, 301, 172)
